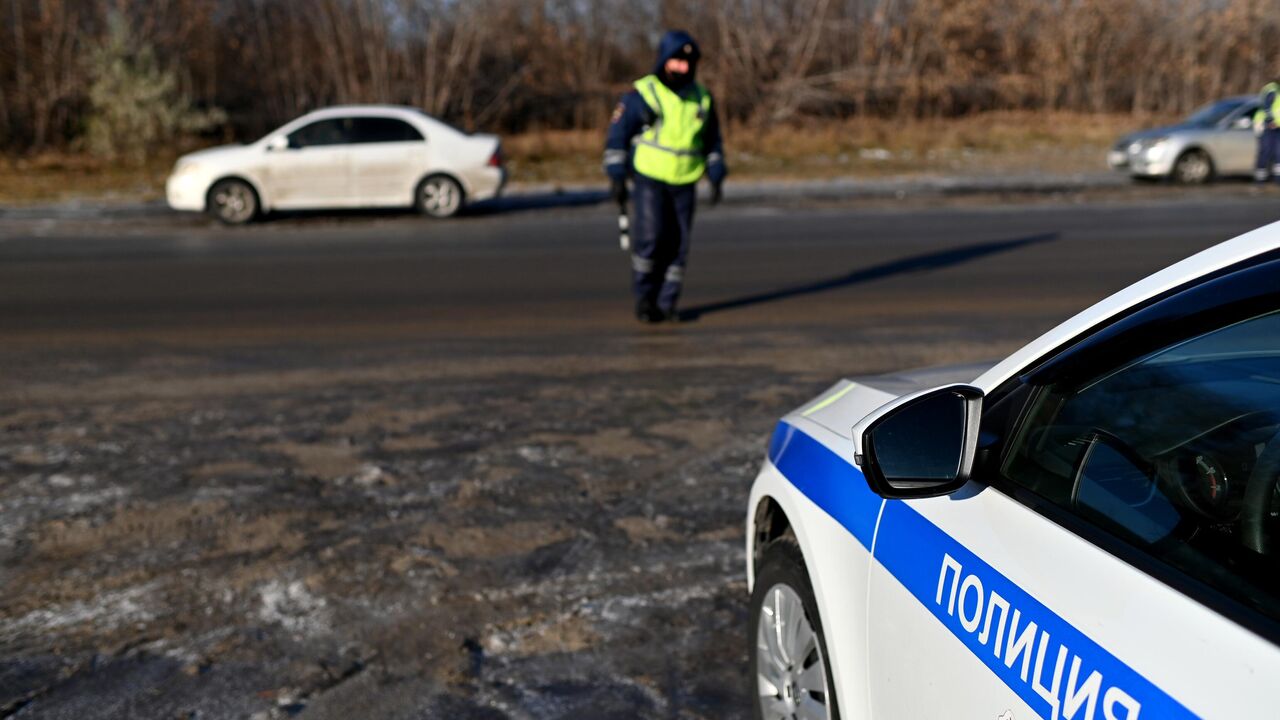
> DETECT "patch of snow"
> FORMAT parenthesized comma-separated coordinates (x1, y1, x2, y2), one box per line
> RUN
(258, 580, 330, 637)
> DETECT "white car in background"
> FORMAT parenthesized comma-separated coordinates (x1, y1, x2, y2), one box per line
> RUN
(747, 223, 1280, 719)
(166, 105, 505, 224)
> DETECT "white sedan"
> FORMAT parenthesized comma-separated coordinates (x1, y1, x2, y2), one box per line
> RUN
(747, 223, 1280, 719)
(166, 105, 505, 224)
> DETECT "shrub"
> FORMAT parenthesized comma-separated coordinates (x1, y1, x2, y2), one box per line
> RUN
(82, 14, 225, 165)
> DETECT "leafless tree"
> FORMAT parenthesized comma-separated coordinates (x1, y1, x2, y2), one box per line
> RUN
(4, 0, 1280, 154)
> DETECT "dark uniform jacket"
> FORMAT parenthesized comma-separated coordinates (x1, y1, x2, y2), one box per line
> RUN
(603, 30, 727, 186)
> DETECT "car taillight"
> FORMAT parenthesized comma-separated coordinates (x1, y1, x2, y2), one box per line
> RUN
(488, 147, 503, 168)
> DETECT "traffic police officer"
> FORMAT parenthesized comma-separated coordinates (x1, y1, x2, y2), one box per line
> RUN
(1254, 79, 1280, 182)
(604, 30, 726, 323)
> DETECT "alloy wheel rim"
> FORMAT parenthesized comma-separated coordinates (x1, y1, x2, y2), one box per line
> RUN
(756, 583, 831, 720)
(214, 184, 253, 222)
(422, 179, 459, 216)
(1179, 155, 1210, 183)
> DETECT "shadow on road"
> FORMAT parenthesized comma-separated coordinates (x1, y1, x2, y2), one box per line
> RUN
(248, 190, 608, 224)
(677, 232, 1059, 322)
(467, 189, 609, 216)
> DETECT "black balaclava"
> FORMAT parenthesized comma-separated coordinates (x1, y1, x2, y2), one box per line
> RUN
(653, 30, 701, 91)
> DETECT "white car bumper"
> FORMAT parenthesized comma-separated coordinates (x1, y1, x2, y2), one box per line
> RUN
(462, 167, 506, 203)
(166, 173, 207, 212)
(1129, 155, 1176, 178)
(1127, 141, 1181, 178)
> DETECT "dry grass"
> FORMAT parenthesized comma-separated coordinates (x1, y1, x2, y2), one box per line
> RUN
(506, 111, 1164, 184)
(0, 112, 1168, 205)
(0, 153, 176, 205)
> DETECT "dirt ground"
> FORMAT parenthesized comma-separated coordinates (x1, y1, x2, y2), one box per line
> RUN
(0, 326, 1010, 719)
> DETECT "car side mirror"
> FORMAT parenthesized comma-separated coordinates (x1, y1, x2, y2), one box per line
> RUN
(853, 384, 984, 499)
(1233, 116, 1254, 130)
(265, 135, 289, 152)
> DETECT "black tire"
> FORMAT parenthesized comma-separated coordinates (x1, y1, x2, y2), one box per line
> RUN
(206, 178, 260, 225)
(750, 539, 841, 720)
(1171, 149, 1214, 185)
(415, 174, 465, 218)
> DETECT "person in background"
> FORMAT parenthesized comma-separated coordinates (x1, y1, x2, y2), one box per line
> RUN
(1253, 79, 1280, 183)
(603, 30, 727, 323)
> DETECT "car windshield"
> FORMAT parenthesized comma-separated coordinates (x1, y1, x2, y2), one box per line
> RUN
(1183, 99, 1246, 127)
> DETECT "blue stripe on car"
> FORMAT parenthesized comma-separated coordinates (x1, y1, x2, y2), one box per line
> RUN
(768, 420, 1198, 720)
(768, 421, 882, 549)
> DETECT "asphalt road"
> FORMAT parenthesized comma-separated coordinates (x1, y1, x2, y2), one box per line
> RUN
(2, 194, 1279, 719)
(5, 193, 1279, 343)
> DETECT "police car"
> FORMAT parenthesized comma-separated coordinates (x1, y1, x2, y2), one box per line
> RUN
(746, 224, 1280, 719)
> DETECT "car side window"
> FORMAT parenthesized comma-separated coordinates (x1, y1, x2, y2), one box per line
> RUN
(351, 117, 424, 144)
(1000, 309, 1280, 620)
(1232, 104, 1260, 130)
(287, 118, 355, 148)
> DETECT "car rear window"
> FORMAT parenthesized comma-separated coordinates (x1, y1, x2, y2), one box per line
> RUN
(352, 117, 424, 144)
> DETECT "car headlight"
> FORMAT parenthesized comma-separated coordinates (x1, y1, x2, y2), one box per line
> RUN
(1127, 137, 1170, 161)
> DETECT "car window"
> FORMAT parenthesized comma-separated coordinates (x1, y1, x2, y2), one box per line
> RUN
(288, 118, 355, 148)
(351, 117, 424, 144)
(1000, 309, 1280, 620)
(1184, 99, 1246, 127)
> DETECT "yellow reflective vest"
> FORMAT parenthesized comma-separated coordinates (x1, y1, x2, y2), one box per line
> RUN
(1255, 82, 1280, 128)
(631, 74, 712, 185)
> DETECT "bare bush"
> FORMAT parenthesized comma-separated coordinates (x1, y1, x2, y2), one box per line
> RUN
(3, 0, 1280, 154)
(83, 14, 225, 164)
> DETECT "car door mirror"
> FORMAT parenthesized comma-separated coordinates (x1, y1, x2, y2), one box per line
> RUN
(265, 135, 289, 152)
(1233, 116, 1254, 130)
(854, 384, 984, 498)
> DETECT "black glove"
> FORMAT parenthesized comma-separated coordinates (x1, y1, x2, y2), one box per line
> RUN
(611, 177, 629, 206)
(709, 181, 723, 207)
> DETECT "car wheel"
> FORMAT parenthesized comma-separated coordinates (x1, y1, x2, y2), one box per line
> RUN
(206, 179, 259, 225)
(1171, 149, 1214, 184)
(750, 539, 840, 720)
(416, 175, 464, 218)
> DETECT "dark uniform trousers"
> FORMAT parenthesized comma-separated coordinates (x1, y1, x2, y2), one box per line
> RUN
(631, 174, 696, 313)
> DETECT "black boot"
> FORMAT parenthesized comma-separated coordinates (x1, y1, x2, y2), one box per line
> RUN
(635, 298, 664, 323)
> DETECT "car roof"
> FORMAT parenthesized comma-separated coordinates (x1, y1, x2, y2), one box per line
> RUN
(974, 220, 1280, 391)
(302, 105, 425, 119)
(292, 105, 465, 135)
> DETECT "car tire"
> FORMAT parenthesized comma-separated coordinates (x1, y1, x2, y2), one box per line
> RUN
(415, 175, 464, 219)
(750, 538, 841, 720)
(1171, 149, 1214, 185)
(206, 178, 259, 225)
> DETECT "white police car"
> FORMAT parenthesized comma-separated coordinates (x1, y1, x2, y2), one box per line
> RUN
(747, 223, 1280, 719)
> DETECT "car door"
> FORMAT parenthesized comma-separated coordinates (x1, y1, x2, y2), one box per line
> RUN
(264, 117, 355, 209)
(1210, 102, 1260, 176)
(866, 259, 1280, 719)
(348, 116, 429, 207)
